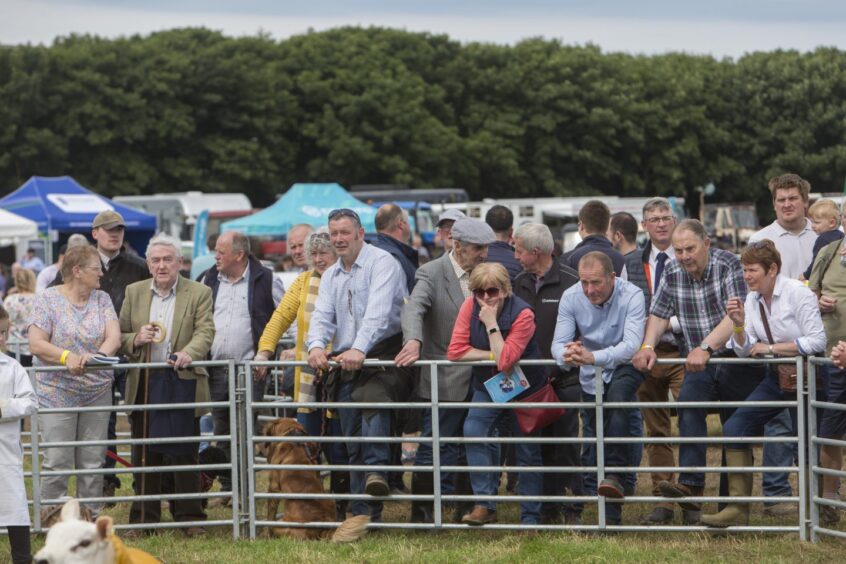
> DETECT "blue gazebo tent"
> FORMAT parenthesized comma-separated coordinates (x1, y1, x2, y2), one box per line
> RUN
(220, 183, 377, 236)
(0, 176, 157, 256)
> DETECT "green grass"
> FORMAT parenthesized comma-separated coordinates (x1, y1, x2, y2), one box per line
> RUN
(6, 415, 846, 562)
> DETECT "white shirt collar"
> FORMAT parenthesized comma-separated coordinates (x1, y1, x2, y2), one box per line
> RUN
(150, 275, 179, 298)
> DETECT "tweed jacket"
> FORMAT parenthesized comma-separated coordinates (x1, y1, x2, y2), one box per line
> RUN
(119, 277, 215, 415)
(401, 252, 473, 401)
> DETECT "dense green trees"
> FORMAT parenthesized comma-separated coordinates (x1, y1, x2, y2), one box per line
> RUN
(1, 26, 845, 215)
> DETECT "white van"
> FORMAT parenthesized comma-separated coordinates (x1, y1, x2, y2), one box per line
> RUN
(114, 192, 252, 241)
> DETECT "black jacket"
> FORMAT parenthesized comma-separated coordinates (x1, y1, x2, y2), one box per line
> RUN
(513, 260, 581, 387)
(371, 233, 419, 293)
(485, 240, 523, 281)
(51, 250, 149, 315)
(201, 255, 275, 351)
(561, 234, 625, 276)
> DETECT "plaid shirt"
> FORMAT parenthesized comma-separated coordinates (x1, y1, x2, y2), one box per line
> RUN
(650, 248, 746, 354)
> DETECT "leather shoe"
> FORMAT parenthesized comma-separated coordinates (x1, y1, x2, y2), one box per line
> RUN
(183, 527, 207, 538)
(640, 506, 674, 525)
(461, 505, 497, 526)
(762, 503, 797, 517)
(597, 477, 625, 499)
(121, 529, 147, 539)
(658, 481, 702, 511)
(365, 474, 390, 497)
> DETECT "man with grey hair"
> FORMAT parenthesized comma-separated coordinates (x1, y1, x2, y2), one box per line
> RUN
(395, 217, 495, 523)
(287, 223, 315, 272)
(200, 230, 283, 504)
(622, 197, 686, 525)
(120, 233, 215, 536)
(512, 223, 583, 524)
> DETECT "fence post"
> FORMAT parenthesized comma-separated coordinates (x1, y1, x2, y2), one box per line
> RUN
(244, 361, 258, 540)
(227, 359, 241, 539)
(594, 365, 605, 529)
(796, 356, 807, 541)
(808, 359, 820, 543)
(429, 362, 442, 529)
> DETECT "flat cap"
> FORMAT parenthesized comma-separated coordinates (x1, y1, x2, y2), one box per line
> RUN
(450, 218, 496, 246)
(436, 208, 467, 228)
(92, 210, 126, 229)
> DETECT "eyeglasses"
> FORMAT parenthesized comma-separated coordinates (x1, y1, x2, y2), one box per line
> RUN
(472, 287, 501, 299)
(328, 208, 362, 224)
(644, 215, 674, 225)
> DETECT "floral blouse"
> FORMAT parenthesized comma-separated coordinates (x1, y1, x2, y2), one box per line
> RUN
(3, 292, 36, 356)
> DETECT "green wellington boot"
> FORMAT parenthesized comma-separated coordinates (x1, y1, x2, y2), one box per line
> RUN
(700, 449, 753, 528)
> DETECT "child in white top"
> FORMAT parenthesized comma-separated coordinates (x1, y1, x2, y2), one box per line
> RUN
(0, 305, 37, 564)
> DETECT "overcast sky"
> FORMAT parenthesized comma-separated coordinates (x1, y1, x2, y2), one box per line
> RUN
(2, 0, 845, 58)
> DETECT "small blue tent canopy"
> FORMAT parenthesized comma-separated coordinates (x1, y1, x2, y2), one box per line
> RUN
(0, 176, 157, 254)
(220, 183, 377, 236)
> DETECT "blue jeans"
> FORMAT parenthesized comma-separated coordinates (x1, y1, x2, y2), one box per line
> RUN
(541, 382, 583, 517)
(415, 401, 468, 494)
(762, 410, 795, 502)
(676, 361, 763, 487)
(463, 388, 543, 524)
(337, 380, 392, 518)
(579, 365, 645, 523)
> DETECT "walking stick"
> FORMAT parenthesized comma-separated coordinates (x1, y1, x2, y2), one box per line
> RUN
(140, 322, 166, 525)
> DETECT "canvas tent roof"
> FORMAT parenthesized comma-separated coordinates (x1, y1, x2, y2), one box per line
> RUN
(0, 208, 38, 244)
(220, 183, 377, 236)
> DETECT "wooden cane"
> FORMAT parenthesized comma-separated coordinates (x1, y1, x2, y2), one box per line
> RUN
(139, 322, 166, 525)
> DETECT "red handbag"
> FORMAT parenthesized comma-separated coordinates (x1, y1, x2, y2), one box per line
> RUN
(514, 381, 566, 435)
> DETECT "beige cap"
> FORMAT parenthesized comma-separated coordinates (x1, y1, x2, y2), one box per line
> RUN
(92, 210, 126, 229)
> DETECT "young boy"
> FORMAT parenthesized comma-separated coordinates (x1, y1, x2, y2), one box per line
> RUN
(803, 199, 844, 280)
(0, 305, 37, 564)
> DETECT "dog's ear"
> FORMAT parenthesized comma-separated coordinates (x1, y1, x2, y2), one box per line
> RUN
(59, 499, 82, 522)
(257, 422, 272, 458)
(95, 515, 113, 540)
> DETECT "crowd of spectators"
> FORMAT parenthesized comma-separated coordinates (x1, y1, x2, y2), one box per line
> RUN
(4, 172, 846, 562)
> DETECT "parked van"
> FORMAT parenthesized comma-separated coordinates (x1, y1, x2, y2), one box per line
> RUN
(114, 192, 252, 241)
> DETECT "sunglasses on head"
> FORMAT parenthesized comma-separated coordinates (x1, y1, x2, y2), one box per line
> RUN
(328, 208, 362, 224)
(472, 287, 501, 299)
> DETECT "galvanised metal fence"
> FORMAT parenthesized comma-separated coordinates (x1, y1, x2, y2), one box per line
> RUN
(11, 355, 837, 542)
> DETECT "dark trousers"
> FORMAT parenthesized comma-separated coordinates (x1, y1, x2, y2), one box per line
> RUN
(7, 525, 30, 564)
(676, 361, 764, 487)
(541, 381, 583, 518)
(579, 365, 645, 523)
(129, 411, 206, 524)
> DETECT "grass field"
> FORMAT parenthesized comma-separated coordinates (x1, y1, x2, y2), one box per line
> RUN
(5, 415, 846, 562)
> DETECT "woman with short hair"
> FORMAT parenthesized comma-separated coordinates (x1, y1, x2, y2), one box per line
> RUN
(447, 262, 547, 526)
(28, 245, 121, 516)
(701, 239, 825, 527)
(3, 268, 37, 366)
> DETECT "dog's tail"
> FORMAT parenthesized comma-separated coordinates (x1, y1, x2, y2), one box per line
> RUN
(330, 514, 370, 543)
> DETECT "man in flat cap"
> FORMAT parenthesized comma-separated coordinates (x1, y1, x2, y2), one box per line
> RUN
(396, 217, 495, 522)
(435, 208, 467, 253)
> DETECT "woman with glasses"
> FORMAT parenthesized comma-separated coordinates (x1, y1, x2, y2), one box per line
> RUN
(28, 245, 121, 517)
(253, 230, 350, 515)
(700, 239, 825, 527)
(447, 262, 547, 526)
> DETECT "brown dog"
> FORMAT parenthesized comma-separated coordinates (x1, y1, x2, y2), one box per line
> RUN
(260, 417, 369, 542)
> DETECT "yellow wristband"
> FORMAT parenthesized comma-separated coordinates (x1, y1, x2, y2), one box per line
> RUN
(59, 350, 70, 365)
(733, 325, 745, 333)
(640, 344, 654, 351)
(489, 351, 495, 361)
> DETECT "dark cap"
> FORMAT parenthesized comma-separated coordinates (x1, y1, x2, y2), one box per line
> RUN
(92, 210, 126, 230)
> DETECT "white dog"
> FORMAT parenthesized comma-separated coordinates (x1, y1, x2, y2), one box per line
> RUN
(33, 499, 160, 564)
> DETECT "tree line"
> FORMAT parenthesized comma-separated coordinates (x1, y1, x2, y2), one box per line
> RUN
(2, 26, 845, 217)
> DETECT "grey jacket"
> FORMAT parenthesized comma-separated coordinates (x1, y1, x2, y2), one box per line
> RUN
(401, 253, 473, 401)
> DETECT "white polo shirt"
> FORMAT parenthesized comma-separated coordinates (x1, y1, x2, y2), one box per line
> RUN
(749, 219, 816, 279)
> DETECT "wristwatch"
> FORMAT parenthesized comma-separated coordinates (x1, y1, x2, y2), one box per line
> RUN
(699, 342, 715, 355)
(488, 327, 499, 335)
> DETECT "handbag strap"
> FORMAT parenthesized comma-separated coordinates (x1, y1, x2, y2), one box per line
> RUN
(758, 301, 775, 345)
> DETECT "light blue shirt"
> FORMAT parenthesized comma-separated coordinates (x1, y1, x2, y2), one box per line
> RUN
(551, 277, 646, 395)
(307, 243, 406, 354)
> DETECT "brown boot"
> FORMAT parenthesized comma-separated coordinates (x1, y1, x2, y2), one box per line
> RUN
(700, 449, 753, 528)
(657, 481, 703, 512)
(461, 505, 497, 526)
